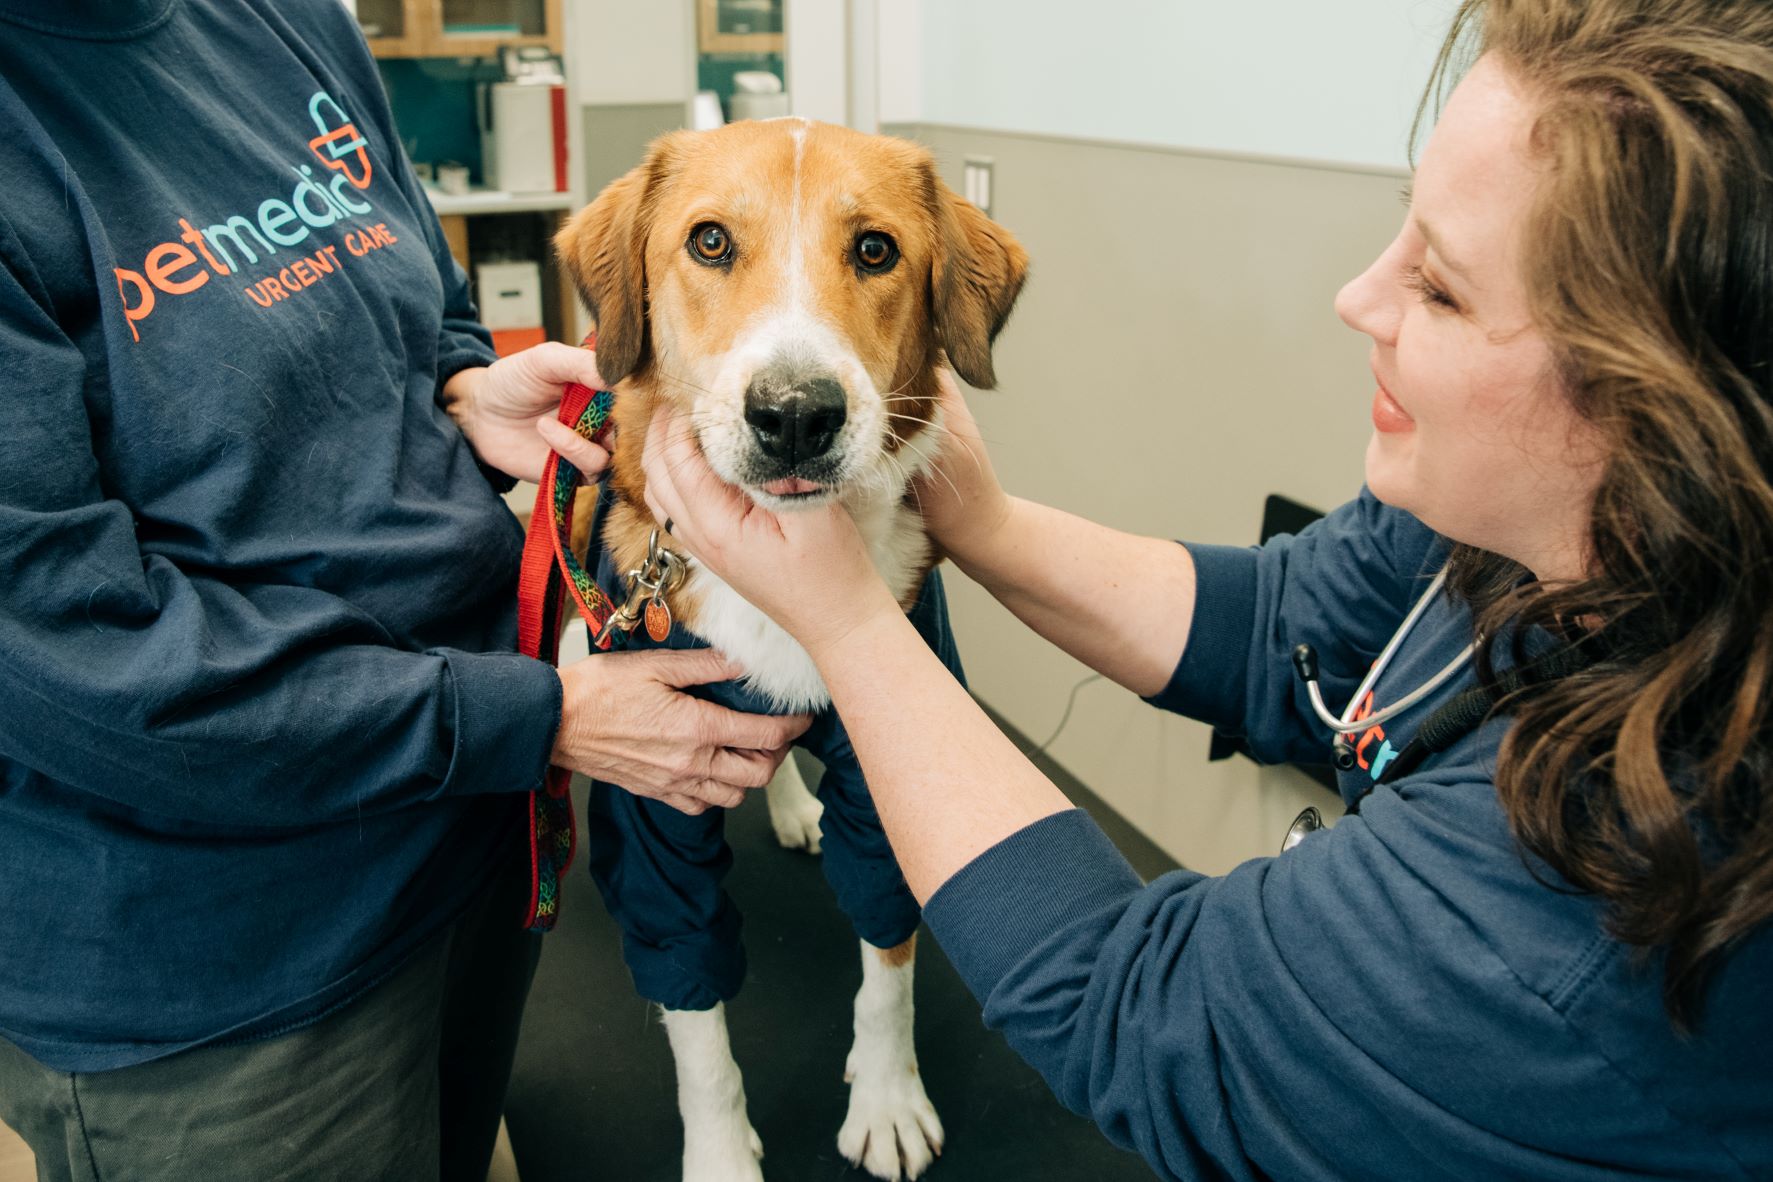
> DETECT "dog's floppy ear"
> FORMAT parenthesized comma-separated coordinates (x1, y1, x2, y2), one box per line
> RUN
(930, 179, 1028, 390)
(554, 133, 685, 384)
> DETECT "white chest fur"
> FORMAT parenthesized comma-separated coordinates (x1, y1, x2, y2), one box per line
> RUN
(680, 493, 931, 713)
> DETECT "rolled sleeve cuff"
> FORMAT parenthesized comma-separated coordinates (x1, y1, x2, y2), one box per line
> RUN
(1142, 541, 1260, 729)
(436, 334, 517, 493)
(436, 327, 498, 394)
(435, 649, 561, 797)
(924, 809, 1144, 1003)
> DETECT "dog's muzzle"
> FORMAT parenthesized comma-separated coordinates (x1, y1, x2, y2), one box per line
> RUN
(741, 366, 848, 487)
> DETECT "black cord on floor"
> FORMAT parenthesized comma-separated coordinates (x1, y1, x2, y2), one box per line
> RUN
(1034, 672, 1105, 756)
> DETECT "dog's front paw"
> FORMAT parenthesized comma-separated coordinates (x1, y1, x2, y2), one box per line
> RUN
(837, 1064, 944, 1180)
(764, 759, 824, 855)
(769, 792, 823, 854)
(682, 1122, 764, 1182)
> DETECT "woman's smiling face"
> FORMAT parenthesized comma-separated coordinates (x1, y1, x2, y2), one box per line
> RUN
(1335, 54, 1605, 582)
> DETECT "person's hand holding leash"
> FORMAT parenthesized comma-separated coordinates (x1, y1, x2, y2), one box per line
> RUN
(443, 341, 614, 483)
(641, 405, 900, 660)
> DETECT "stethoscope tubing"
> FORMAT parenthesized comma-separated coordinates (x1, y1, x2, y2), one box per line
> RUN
(1297, 568, 1475, 736)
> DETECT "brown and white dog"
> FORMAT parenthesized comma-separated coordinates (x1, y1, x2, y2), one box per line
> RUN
(554, 117, 1026, 1181)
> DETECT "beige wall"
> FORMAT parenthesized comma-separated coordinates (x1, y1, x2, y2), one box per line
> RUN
(893, 123, 1409, 874)
(567, 0, 692, 107)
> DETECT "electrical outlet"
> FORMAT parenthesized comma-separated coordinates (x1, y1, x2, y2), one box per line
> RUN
(963, 156, 994, 216)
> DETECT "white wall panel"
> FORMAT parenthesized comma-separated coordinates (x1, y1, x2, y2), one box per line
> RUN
(787, 0, 850, 123)
(569, 0, 695, 106)
(916, 0, 1458, 171)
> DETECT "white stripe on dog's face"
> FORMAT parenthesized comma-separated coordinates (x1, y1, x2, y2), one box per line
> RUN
(642, 119, 944, 512)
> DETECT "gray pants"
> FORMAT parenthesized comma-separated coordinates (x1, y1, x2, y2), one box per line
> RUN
(0, 848, 541, 1182)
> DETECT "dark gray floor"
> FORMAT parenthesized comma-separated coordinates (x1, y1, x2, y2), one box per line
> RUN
(505, 713, 1175, 1181)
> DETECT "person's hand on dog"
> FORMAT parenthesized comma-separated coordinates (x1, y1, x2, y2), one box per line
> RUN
(442, 342, 614, 483)
(552, 647, 809, 815)
(913, 369, 1014, 568)
(641, 405, 901, 660)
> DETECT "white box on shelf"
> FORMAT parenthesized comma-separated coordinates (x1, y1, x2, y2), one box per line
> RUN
(478, 81, 568, 194)
(476, 260, 545, 355)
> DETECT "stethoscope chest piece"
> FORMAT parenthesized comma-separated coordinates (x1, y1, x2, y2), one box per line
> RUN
(1280, 806, 1324, 854)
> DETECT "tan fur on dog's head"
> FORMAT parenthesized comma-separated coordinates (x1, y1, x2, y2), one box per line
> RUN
(555, 119, 1027, 518)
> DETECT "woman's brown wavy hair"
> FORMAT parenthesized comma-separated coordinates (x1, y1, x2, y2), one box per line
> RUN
(1418, 0, 1773, 1029)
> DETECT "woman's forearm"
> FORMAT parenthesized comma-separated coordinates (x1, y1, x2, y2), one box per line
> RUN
(811, 599, 1074, 901)
(946, 497, 1197, 698)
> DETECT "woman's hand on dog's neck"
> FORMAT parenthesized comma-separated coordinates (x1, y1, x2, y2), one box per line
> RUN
(911, 369, 1015, 571)
(442, 342, 613, 484)
(641, 405, 903, 661)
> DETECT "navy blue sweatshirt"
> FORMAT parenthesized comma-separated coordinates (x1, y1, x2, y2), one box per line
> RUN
(0, 0, 560, 1070)
(925, 492, 1773, 1179)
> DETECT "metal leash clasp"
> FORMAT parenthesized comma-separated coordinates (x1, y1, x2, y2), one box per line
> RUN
(594, 527, 684, 648)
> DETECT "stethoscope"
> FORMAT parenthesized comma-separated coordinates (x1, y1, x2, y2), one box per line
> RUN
(1278, 568, 1474, 853)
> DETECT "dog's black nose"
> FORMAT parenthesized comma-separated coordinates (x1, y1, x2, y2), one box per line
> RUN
(743, 375, 847, 465)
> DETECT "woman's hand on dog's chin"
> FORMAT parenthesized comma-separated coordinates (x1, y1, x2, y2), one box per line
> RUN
(641, 406, 901, 660)
(550, 648, 810, 815)
(912, 369, 1014, 570)
(442, 342, 613, 484)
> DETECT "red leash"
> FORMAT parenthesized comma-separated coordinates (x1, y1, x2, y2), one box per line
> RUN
(514, 335, 619, 931)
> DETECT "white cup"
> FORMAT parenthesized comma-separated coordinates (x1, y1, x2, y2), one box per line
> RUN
(437, 162, 470, 196)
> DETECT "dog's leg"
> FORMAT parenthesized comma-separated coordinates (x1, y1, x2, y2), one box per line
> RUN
(764, 754, 824, 855)
(838, 936, 944, 1180)
(662, 1004, 765, 1181)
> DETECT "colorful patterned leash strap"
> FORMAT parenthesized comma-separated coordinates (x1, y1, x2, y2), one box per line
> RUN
(515, 333, 618, 932)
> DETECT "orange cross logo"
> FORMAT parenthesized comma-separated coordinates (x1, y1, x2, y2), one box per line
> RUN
(307, 92, 372, 190)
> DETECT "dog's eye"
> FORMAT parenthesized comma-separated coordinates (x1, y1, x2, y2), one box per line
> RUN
(854, 232, 898, 273)
(689, 223, 733, 265)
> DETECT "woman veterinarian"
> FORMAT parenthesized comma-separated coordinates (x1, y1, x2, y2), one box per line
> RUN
(0, 2, 803, 1179)
(640, 0, 1773, 1177)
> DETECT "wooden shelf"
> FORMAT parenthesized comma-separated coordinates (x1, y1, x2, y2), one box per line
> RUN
(423, 184, 576, 216)
(426, 30, 560, 59)
(360, 0, 563, 59)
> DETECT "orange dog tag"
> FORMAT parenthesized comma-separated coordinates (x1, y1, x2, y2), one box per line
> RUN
(645, 598, 672, 642)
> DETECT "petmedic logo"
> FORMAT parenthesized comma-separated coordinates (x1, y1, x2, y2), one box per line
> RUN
(1348, 690, 1402, 781)
(111, 91, 403, 342)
